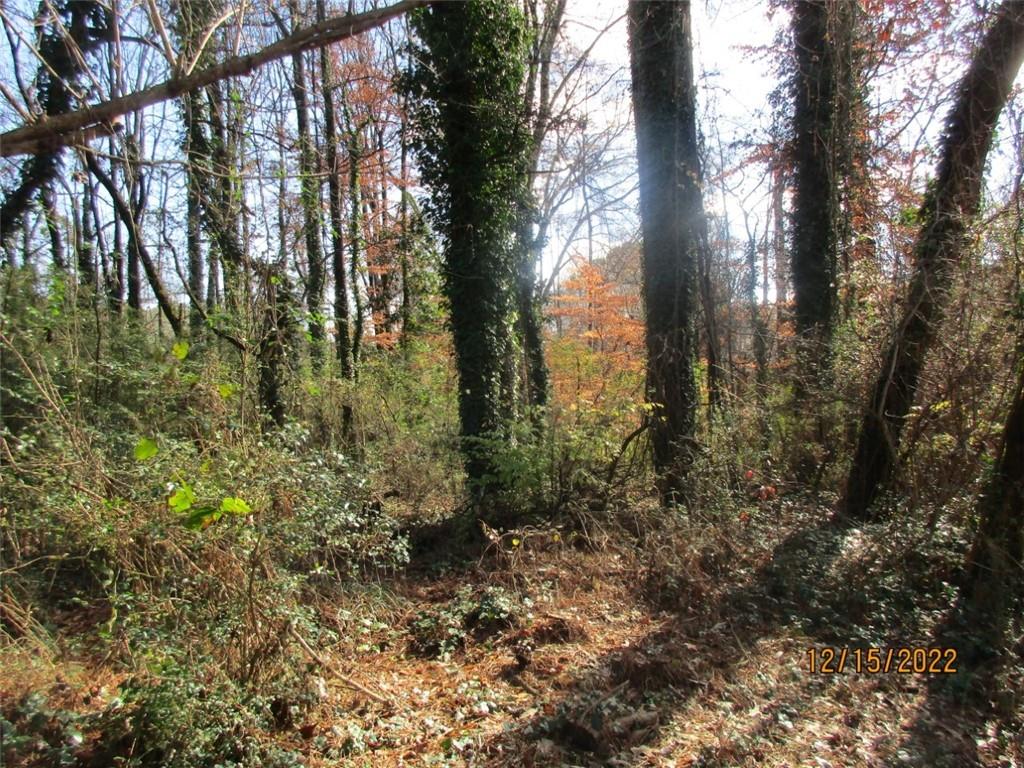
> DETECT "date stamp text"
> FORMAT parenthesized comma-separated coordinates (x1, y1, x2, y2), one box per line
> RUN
(807, 647, 958, 674)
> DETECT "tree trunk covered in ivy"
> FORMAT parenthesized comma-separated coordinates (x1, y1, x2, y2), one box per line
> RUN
(404, 0, 531, 501)
(628, 0, 704, 503)
(78, 177, 97, 291)
(963, 356, 1024, 623)
(257, 267, 298, 428)
(40, 184, 67, 271)
(789, 0, 856, 369)
(843, 0, 1024, 519)
(317, 0, 352, 381)
(184, 111, 206, 332)
(346, 126, 365, 370)
(176, 0, 219, 333)
(201, 81, 245, 310)
(286, 1, 326, 369)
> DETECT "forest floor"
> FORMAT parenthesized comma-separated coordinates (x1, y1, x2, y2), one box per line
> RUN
(2, 498, 1022, 767)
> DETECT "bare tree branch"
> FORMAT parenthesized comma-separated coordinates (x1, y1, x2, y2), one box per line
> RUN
(0, 0, 428, 157)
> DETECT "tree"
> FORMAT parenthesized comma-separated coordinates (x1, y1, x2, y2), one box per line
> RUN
(789, 0, 859, 371)
(318, 0, 353, 388)
(0, 0, 427, 158)
(404, 0, 532, 503)
(1, 0, 112, 246)
(280, 0, 326, 368)
(843, 0, 1024, 519)
(962, 353, 1024, 624)
(176, 0, 219, 332)
(628, 0, 705, 502)
(514, 0, 567, 412)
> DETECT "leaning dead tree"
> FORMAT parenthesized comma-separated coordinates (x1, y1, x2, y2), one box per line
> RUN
(843, 0, 1024, 519)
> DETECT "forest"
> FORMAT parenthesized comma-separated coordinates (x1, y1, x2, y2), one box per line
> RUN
(1, 0, 1022, 765)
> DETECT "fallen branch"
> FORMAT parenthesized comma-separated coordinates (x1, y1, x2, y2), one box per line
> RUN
(286, 622, 393, 706)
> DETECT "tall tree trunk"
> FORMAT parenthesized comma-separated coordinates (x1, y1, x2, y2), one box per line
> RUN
(843, 0, 1024, 519)
(123, 150, 142, 313)
(702, 135, 729, 411)
(257, 266, 297, 428)
(697, 230, 723, 413)
(319, 13, 352, 380)
(516, 249, 549, 409)
(963, 357, 1024, 622)
(403, 0, 531, 504)
(184, 92, 207, 333)
(177, 0, 217, 333)
(206, 82, 245, 302)
(78, 177, 97, 291)
(514, 0, 564, 411)
(628, 0, 704, 503)
(40, 184, 67, 272)
(287, 4, 326, 368)
(347, 127, 365, 369)
(789, 0, 852, 367)
(772, 161, 788, 328)
(110, 173, 125, 314)
(399, 101, 412, 349)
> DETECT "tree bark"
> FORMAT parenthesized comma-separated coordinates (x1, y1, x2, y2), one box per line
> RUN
(40, 183, 67, 272)
(843, 0, 1024, 519)
(514, 0, 564, 411)
(0, 0, 428, 157)
(771, 160, 788, 327)
(86, 153, 182, 336)
(285, 5, 326, 368)
(790, 0, 854, 370)
(318, 3, 352, 380)
(963, 358, 1024, 620)
(345, 119, 365, 370)
(183, 92, 207, 333)
(257, 266, 297, 428)
(404, 0, 531, 502)
(628, 0, 704, 503)
(78, 176, 97, 291)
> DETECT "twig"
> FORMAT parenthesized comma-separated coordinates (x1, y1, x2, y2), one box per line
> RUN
(286, 622, 393, 706)
(606, 420, 649, 486)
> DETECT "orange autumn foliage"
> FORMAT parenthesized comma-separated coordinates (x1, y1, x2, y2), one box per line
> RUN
(549, 259, 645, 409)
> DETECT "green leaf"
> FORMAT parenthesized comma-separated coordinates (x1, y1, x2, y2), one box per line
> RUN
(171, 340, 190, 361)
(133, 437, 158, 461)
(219, 497, 251, 515)
(183, 505, 221, 531)
(217, 382, 237, 399)
(168, 483, 195, 513)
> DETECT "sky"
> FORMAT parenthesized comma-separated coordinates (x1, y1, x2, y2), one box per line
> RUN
(4, 0, 1021, 304)
(549, 0, 1024, 293)
(543, 0, 785, 280)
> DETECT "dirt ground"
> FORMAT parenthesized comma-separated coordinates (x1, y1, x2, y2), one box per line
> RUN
(3, 504, 1022, 767)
